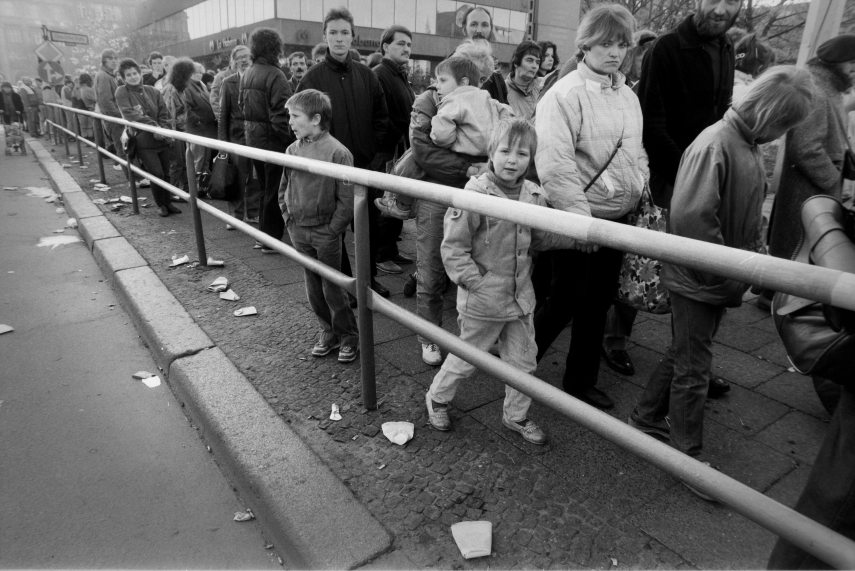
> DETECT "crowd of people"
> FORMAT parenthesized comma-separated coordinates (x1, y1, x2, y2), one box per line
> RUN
(3, 3, 855, 566)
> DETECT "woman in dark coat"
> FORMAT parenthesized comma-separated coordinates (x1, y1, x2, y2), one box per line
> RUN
(115, 58, 180, 217)
(171, 58, 218, 185)
(767, 35, 855, 263)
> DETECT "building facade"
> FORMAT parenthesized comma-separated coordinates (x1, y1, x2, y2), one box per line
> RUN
(131, 0, 579, 91)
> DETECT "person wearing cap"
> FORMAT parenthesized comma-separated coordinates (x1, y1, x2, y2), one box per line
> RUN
(766, 34, 855, 267)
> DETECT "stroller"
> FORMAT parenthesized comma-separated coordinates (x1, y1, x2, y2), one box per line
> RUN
(4, 113, 26, 155)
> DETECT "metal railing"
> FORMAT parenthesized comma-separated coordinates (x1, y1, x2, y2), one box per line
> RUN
(45, 103, 855, 568)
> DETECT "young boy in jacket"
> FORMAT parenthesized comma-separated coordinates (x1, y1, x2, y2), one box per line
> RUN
(424, 119, 572, 445)
(279, 89, 359, 364)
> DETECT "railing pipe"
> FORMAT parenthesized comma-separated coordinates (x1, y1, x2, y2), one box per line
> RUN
(93, 118, 106, 184)
(60, 109, 70, 157)
(73, 113, 84, 166)
(353, 184, 377, 410)
(184, 146, 207, 265)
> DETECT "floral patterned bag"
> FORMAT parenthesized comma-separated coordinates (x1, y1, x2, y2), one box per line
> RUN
(615, 188, 671, 314)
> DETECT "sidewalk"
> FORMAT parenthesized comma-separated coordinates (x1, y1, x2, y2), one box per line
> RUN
(31, 134, 835, 569)
(0, 146, 280, 569)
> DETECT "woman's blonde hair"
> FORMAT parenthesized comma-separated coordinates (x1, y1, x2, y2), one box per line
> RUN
(734, 65, 814, 140)
(575, 4, 636, 53)
(453, 39, 494, 86)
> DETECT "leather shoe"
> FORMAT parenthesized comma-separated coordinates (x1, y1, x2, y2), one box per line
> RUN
(569, 386, 614, 410)
(708, 377, 731, 399)
(157, 205, 170, 217)
(601, 347, 635, 376)
(391, 253, 414, 265)
(371, 280, 390, 298)
(166, 203, 182, 214)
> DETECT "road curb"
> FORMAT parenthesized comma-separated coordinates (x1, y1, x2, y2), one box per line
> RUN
(28, 138, 394, 569)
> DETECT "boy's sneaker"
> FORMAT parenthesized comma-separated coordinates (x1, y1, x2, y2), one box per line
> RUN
(311, 334, 340, 357)
(502, 417, 547, 445)
(425, 392, 451, 431)
(403, 272, 417, 297)
(338, 344, 358, 363)
(374, 196, 412, 220)
(421, 343, 442, 366)
(627, 410, 670, 441)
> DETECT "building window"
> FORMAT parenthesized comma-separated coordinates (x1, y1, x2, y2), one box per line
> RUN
(276, 0, 299, 18)
(372, 0, 394, 29)
(301, 0, 323, 22)
(415, 0, 436, 34)
(350, 0, 371, 27)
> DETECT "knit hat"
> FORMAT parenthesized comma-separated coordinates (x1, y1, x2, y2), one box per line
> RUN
(816, 34, 855, 64)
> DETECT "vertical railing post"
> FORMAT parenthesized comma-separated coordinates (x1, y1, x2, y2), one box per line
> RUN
(74, 112, 84, 166)
(185, 145, 207, 265)
(52, 107, 59, 146)
(127, 155, 140, 215)
(94, 118, 106, 184)
(353, 184, 377, 410)
(61, 108, 70, 157)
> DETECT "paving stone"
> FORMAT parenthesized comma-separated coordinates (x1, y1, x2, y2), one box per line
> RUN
(755, 371, 831, 421)
(705, 382, 790, 435)
(711, 343, 787, 388)
(716, 320, 782, 353)
(755, 410, 829, 465)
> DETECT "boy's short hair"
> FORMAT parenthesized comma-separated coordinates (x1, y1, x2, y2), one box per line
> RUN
(488, 119, 538, 158)
(436, 56, 480, 88)
(147, 51, 163, 65)
(117, 58, 141, 79)
(734, 65, 813, 140)
(286, 89, 332, 131)
(323, 7, 354, 34)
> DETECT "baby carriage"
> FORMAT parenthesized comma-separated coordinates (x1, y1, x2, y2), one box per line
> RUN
(4, 118, 26, 155)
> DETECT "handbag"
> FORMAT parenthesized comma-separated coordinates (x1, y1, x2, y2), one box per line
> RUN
(772, 195, 855, 384)
(208, 152, 238, 201)
(615, 186, 671, 314)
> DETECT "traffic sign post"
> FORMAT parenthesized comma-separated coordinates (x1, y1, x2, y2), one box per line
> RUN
(34, 41, 63, 63)
(38, 60, 65, 85)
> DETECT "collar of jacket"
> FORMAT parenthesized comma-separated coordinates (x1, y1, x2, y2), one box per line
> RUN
(101, 65, 116, 77)
(379, 57, 409, 80)
(472, 172, 543, 199)
(723, 107, 757, 147)
(676, 14, 733, 53)
(324, 52, 352, 73)
(576, 61, 626, 90)
(504, 73, 536, 96)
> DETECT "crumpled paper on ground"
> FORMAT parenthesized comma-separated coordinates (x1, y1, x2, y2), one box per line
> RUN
(330, 404, 342, 421)
(381, 421, 414, 445)
(234, 306, 257, 316)
(219, 289, 240, 301)
(170, 254, 190, 267)
(450, 521, 492, 559)
(207, 276, 229, 292)
(233, 509, 255, 522)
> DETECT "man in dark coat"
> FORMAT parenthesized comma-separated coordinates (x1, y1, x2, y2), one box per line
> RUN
(142, 52, 166, 87)
(0, 81, 24, 124)
(297, 7, 391, 296)
(372, 24, 417, 274)
(239, 27, 294, 251)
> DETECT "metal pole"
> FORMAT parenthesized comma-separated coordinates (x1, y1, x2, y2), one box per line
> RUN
(61, 108, 70, 157)
(185, 146, 207, 265)
(353, 184, 377, 410)
(127, 160, 140, 215)
(74, 113, 84, 166)
(94, 118, 106, 184)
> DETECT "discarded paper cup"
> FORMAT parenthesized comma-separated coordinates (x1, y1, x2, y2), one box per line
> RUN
(207, 257, 225, 267)
(234, 306, 257, 317)
(170, 254, 190, 267)
(219, 289, 240, 301)
(207, 276, 229, 292)
(451, 521, 492, 559)
(330, 403, 342, 421)
(382, 421, 414, 446)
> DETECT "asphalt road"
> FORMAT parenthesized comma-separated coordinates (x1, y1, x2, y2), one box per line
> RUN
(0, 149, 281, 569)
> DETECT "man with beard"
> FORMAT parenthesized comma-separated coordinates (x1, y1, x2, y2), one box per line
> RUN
(460, 5, 508, 104)
(614, 0, 741, 395)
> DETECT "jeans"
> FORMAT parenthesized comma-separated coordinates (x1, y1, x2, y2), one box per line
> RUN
(428, 313, 536, 422)
(533, 243, 625, 392)
(415, 200, 447, 345)
(252, 159, 284, 241)
(286, 222, 358, 347)
(767, 387, 855, 569)
(135, 146, 172, 207)
(603, 301, 639, 351)
(634, 291, 724, 456)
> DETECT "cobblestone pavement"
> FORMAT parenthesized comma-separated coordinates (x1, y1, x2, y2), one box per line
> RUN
(49, 143, 831, 569)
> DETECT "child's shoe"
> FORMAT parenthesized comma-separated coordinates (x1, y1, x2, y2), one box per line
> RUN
(338, 344, 358, 363)
(311, 333, 340, 357)
(502, 417, 547, 445)
(425, 392, 451, 431)
(374, 195, 412, 220)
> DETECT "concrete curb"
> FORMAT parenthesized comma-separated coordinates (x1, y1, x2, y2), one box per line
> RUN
(27, 138, 393, 569)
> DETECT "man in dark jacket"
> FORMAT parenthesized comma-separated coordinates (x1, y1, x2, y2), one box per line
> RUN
(372, 24, 416, 274)
(623, 0, 740, 392)
(0, 81, 24, 124)
(219, 45, 260, 226)
(297, 7, 391, 296)
(142, 52, 166, 87)
(240, 27, 294, 251)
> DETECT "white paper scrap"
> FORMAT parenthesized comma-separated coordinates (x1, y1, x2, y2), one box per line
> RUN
(207, 257, 225, 267)
(132, 371, 155, 380)
(382, 421, 414, 445)
(0, 324, 14, 335)
(233, 306, 257, 317)
(37, 236, 81, 250)
(170, 254, 190, 267)
(141, 376, 161, 388)
(66, 218, 78, 229)
(330, 403, 342, 421)
(207, 276, 229, 292)
(219, 289, 240, 301)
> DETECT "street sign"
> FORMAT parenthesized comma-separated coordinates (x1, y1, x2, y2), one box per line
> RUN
(34, 41, 63, 63)
(48, 29, 89, 46)
(38, 60, 65, 84)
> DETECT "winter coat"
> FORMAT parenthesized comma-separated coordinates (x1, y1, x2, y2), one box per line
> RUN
(482, 70, 509, 105)
(373, 57, 415, 155)
(278, 131, 354, 235)
(239, 57, 293, 152)
(0, 90, 23, 124)
(209, 68, 234, 121)
(663, 108, 766, 307)
(534, 61, 647, 219)
(80, 85, 97, 111)
(142, 70, 165, 87)
(505, 74, 540, 121)
(441, 173, 574, 321)
(183, 80, 217, 139)
(409, 87, 479, 188)
(218, 73, 245, 144)
(94, 65, 122, 118)
(297, 52, 389, 168)
(161, 83, 185, 131)
(767, 62, 848, 260)
(431, 85, 513, 156)
(636, 15, 734, 203)
(115, 83, 170, 150)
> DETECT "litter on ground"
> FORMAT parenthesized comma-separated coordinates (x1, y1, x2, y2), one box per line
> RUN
(66, 218, 78, 229)
(219, 289, 240, 301)
(207, 277, 229, 292)
(0, 324, 14, 335)
(207, 257, 224, 266)
(233, 509, 255, 522)
(132, 371, 155, 380)
(233, 306, 257, 317)
(330, 404, 342, 421)
(451, 521, 492, 559)
(382, 421, 414, 446)
(141, 376, 161, 388)
(170, 254, 190, 267)
(37, 235, 81, 250)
